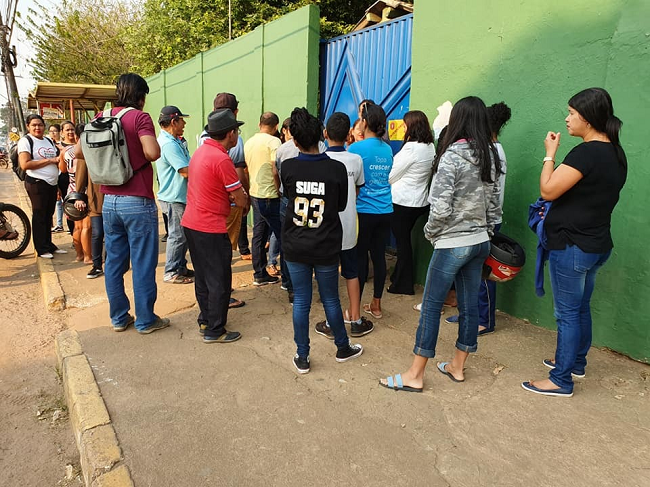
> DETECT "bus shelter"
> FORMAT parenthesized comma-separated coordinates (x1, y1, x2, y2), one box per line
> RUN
(27, 82, 117, 123)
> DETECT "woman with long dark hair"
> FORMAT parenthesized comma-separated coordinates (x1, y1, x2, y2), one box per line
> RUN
(18, 114, 64, 258)
(523, 88, 627, 397)
(348, 103, 393, 320)
(387, 110, 435, 295)
(380, 96, 501, 392)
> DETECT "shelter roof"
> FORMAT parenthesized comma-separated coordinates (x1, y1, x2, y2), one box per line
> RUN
(27, 82, 117, 111)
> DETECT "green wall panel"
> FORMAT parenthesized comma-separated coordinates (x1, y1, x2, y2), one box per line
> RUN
(145, 5, 320, 148)
(144, 72, 166, 126)
(202, 28, 264, 142)
(163, 56, 204, 153)
(410, 0, 650, 361)
(262, 4, 321, 120)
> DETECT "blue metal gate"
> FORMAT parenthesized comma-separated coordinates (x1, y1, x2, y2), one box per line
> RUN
(319, 14, 413, 153)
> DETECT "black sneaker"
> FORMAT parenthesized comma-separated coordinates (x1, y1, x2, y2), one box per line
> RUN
(198, 323, 207, 335)
(203, 331, 241, 343)
(87, 267, 104, 279)
(336, 342, 363, 363)
(350, 317, 374, 337)
(288, 291, 294, 304)
(253, 275, 280, 286)
(314, 320, 334, 340)
(293, 354, 310, 374)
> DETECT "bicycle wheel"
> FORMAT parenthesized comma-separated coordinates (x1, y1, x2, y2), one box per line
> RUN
(0, 158, 8, 169)
(0, 203, 31, 259)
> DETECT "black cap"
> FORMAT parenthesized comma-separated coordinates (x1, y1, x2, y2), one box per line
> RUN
(206, 109, 244, 135)
(159, 105, 189, 124)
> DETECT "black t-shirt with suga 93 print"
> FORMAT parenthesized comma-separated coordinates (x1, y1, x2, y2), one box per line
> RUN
(280, 152, 348, 266)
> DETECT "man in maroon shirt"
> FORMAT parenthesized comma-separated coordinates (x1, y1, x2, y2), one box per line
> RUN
(182, 109, 248, 343)
(76, 73, 167, 334)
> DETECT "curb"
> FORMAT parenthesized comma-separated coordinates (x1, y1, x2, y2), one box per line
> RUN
(12, 174, 66, 311)
(37, 256, 66, 311)
(56, 330, 134, 487)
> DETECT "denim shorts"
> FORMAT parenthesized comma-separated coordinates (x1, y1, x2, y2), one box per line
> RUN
(340, 247, 358, 279)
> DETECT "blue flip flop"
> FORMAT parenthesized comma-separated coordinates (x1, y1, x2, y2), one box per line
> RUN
(379, 374, 423, 393)
(436, 362, 465, 383)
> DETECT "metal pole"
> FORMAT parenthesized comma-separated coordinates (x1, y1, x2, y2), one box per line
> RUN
(0, 12, 25, 134)
(229, 0, 232, 40)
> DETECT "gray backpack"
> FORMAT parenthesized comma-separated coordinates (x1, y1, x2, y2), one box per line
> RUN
(81, 107, 134, 185)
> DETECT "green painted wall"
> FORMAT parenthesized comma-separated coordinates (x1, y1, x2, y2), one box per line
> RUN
(410, 0, 650, 362)
(144, 5, 320, 151)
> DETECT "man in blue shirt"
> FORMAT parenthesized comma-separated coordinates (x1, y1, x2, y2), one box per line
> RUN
(156, 105, 194, 284)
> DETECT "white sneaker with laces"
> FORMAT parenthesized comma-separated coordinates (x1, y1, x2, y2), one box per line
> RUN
(39, 253, 54, 259)
(53, 248, 68, 254)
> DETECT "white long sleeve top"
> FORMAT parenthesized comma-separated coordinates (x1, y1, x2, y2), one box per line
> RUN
(389, 141, 435, 207)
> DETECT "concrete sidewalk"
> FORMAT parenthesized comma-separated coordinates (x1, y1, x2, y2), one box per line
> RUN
(54, 234, 649, 486)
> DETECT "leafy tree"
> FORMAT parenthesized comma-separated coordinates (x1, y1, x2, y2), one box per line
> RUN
(20, 0, 136, 84)
(128, 0, 374, 76)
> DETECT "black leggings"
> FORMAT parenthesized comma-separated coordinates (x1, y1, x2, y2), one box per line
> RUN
(356, 212, 391, 300)
(25, 177, 58, 255)
(388, 204, 429, 295)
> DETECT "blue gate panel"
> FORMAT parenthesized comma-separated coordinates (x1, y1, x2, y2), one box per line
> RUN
(320, 14, 413, 153)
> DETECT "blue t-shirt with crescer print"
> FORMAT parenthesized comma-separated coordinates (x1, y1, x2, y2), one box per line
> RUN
(348, 137, 393, 214)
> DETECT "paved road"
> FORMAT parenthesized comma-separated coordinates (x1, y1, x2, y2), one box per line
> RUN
(0, 169, 82, 486)
(50, 180, 650, 487)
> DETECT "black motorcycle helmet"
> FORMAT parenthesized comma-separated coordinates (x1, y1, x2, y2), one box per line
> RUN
(483, 232, 526, 282)
(63, 192, 89, 221)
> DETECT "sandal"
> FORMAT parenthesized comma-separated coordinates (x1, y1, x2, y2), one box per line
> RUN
(379, 374, 423, 393)
(363, 303, 383, 319)
(0, 229, 18, 240)
(229, 298, 246, 309)
(168, 274, 193, 284)
(436, 362, 465, 383)
(343, 309, 353, 324)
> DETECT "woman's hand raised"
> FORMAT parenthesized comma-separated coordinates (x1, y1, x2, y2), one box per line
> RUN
(544, 132, 561, 159)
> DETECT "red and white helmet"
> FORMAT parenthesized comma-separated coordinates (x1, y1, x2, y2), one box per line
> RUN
(482, 232, 526, 282)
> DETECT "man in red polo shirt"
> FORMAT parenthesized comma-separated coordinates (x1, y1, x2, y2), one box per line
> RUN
(182, 109, 248, 343)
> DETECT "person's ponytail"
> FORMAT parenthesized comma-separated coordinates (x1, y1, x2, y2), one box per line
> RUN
(606, 115, 622, 147)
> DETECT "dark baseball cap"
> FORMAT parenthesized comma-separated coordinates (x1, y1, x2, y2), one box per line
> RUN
(206, 108, 244, 135)
(213, 93, 238, 111)
(159, 105, 189, 124)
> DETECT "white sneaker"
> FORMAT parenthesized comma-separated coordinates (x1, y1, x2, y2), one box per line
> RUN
(39, 253, 54, 259)
(53, 248, 68, 254)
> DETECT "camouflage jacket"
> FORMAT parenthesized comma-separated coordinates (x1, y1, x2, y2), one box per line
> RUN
(424, 141, 502, 248)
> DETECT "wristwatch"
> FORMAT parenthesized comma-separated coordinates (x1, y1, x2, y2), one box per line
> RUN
(543, 156, 554, 163)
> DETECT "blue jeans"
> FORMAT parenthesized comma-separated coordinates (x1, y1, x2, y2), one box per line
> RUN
(478, 223, 501, 330)
(548, 245, 611, 390)
(103, 195, 159, 331)
(251, 197, 284, 279)
(287, 261, 349, 357)
(279, 197, 292, 291)
(162, 201, 189, 279)
(269, 233, 279, 266)
(90, 215, 104, 269)
(414, 241, 490, 358)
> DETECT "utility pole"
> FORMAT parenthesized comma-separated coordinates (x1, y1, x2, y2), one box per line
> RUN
(228, 0, 232, 40)
(0, 11, 25, 134)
